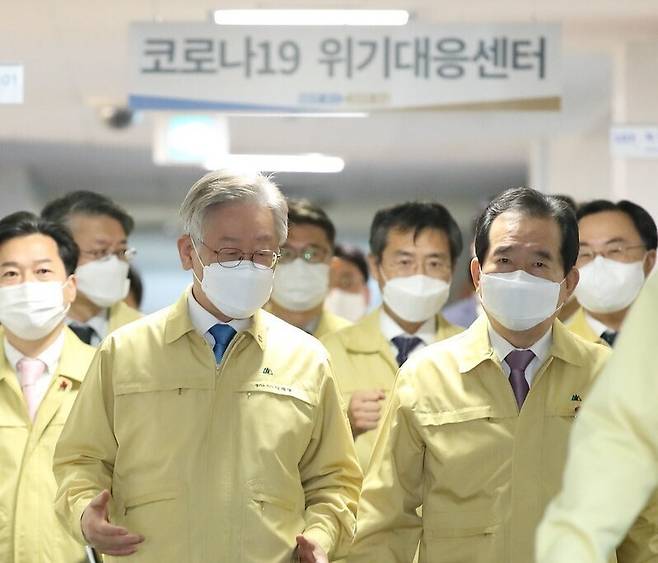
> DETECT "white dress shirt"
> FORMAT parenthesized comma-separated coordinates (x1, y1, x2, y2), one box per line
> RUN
(584, 312, 613, 338)
(187, 291, 250, 348)
(379, 309, 436, 362)
(4, 329, 66, 411)
(488, 324, 553, 386)
(67, 311, 108, 346)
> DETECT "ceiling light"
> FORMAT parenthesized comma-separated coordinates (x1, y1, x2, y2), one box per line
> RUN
(205, 153, 345, 173)
(213, 9, 410, 26)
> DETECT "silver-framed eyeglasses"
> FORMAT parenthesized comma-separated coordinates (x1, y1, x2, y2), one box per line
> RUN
(80, 247, 137, 262)
(200, 241, 280, 270)
(279, 245, 330, 265)
(578, 243, 646, 264)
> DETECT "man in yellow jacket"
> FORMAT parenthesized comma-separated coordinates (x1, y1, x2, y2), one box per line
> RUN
(0, 211, 95, 563)
(267, 198, 351, 339)
(537, 270, 658, 563)
(349, 188, 624, 563)
(566, 199, 658, 561)
(53, 170, 362, 563)
(42, 190, 142, 345)
(322, 201, 463, 470)
(568, 199, 656, 345)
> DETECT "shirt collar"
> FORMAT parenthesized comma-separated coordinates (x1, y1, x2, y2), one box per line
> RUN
(68, 310, 108, 339)
(4, 328, 66, 376)
(584, 312, 613, 336)
(187, 288, 250, 337)
(487, 322, 553, 366)
(379, 308, 437, 346)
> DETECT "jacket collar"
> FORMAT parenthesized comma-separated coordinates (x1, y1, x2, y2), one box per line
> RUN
(58, 328, 93, 382)
(0, 326, 89, 384)
(164, 287, 266, 351)
(343, 308, 387, 354)
(456, 315, 586, 374)
(344, 306, 451, 354)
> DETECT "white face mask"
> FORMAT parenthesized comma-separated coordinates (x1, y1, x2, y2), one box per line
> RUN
(382, 274, 450, 323)
(192, 240, 274, 319)
(479, 269, 563, 332)
(76, 256, 130, 308)
(271, 259, 330, 312)
(324, 288, 369, 322)
(0, 281, 70, 340)
(574, 256, 646, 314)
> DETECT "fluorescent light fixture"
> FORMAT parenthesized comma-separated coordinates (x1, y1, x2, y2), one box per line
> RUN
(213, 9, 409, 26)
(228, 112, 369, 119)
(205, 153, 345, 173)
(153, 114, 229, 165)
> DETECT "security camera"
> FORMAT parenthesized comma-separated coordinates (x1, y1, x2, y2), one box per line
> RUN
(99, 105, 135, 129)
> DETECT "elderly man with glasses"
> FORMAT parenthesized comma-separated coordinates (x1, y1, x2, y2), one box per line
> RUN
(52, 170, 362, 563)
(42, 191, 141, 346)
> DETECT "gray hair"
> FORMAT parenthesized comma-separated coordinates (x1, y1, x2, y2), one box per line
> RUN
(179, 169, 288, 245)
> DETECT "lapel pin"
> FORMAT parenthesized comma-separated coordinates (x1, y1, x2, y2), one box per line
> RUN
(571, 394, 582, 402)
(59, 379, 69, 391)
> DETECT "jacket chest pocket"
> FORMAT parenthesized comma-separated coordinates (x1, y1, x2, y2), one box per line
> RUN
(114, 380, 212, 456)
(235, 382, 318, 458)
(416, 406, 512, 516)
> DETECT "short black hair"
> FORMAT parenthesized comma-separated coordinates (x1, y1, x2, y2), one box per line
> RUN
(577, 199, 657, 251)
(42, 190, 134, 236)
(127, 266, 144, 308)
(0, 211, 79, 275)
(287, 198, 335, 247)
(369, 201, 463, 267)
(474, 187, 579, 275)
(334, 243, 369, 283)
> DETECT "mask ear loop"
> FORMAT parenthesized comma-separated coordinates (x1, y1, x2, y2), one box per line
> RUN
(61, 275, 75, 317)
(189, 237, 207, 285)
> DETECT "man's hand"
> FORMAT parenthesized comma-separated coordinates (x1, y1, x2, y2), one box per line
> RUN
(81, 490, 144, 556)
(347, 389, 386, 438)
(296, 535, 328, 563)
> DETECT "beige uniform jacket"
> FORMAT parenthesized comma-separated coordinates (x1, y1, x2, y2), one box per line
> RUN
(107, 300, 142, 334)
(567, 306, 658, 561)
(537, 272, 658, 563)
(321, 307, 462, 469)
(348, 317, 612, 563)
(0, 328, 95, 563)
(53, 290, 362, 563)
(314, 309, 351, 340)
(568, 307, 605, 343)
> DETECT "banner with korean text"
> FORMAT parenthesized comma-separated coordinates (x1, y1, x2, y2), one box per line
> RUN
(129, 23, 561, 112)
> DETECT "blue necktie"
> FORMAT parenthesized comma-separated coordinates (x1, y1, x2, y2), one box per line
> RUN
(208, 324, 237, 363)
(391, 336, 423, 366)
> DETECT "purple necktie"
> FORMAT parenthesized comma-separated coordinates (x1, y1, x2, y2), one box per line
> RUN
(505, 349, 535, 409)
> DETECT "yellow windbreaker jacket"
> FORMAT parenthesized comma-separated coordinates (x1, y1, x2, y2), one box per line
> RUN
(54, 290, 362, 563)
(0, 327, 95, 563)
(567, 307, 605, 344)
(107, 300, 142, 335)
(539, 274, 658, 563)
(314, 309, 351, 340)
(349, 317, 613, 563)
(321, 307, 463, 469)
